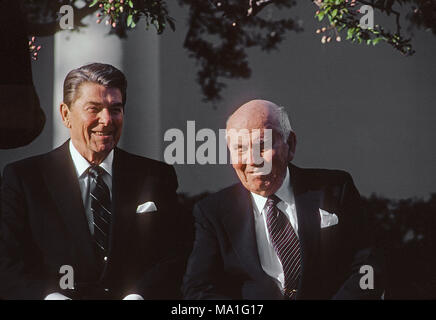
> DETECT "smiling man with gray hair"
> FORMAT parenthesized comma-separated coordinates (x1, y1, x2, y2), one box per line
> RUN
(0, 63, 182, 300)
(182, 99, 384, 299)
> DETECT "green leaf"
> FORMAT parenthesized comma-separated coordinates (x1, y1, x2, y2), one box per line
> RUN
(89, 0, 99, 8)
(332, 9, 338, 18)
(128, 0, 134, 8)
(127, 14, 133, 27)
(372, 37, 383, 45)
(317, 12, 325, 21)
(347, 28, 354, 40)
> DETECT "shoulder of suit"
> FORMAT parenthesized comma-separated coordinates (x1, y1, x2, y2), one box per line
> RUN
(115, 147, 176, 176)
(195, 183, 243, 211)
(2, 150, 51, 175)
(294, 165, 354, 186)
(2, 146, 176, 177)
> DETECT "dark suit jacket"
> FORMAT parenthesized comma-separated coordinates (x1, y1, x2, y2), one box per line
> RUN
(0, 140, 182, 299)
(182, 164, 384, 299)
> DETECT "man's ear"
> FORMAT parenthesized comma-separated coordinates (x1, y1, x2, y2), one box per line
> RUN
(287, 131, 297, 161)
(60, 103, 71, 129)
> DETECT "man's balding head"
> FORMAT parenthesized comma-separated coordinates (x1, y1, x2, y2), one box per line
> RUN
(227, 99, 292, 142)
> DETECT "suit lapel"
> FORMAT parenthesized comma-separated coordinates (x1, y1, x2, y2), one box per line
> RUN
(42, 141, 98, 270)
(221, 185, 265, 278)
(109, 148, 141, 260)
(289, 164, 321, 294)
(221, 165, 322, 297)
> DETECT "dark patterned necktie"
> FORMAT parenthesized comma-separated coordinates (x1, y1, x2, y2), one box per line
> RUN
(264, 194, 302, 299)
(88, 165, 112, 264)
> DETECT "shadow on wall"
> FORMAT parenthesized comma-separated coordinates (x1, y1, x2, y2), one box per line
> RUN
(177, 192, 436, 299)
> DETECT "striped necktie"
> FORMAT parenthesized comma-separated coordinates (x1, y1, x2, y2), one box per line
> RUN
(88, 165, 112, 266)
(264, 194, 302, 299)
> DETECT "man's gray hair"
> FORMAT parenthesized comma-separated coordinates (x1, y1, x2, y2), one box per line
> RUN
(63, 63, 127, 107)
(226, 103, 294, 142)
(276, 106, 293, 142)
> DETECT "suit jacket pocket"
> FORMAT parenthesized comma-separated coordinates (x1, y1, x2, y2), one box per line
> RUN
(320, 224, 340, 255)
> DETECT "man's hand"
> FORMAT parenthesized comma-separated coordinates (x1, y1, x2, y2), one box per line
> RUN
(122, 294, 144, 300)
(44, 292, 72, 300)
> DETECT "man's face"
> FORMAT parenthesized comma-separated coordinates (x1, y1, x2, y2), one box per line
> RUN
(61, 82, 124, 163)
(227, 121, 293, 197)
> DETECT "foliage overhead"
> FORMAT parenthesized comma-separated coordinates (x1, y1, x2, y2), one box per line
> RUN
(178, 0, 302, 102)
(21, 0, 174, 37)
(23, 0, 97, 36)
(21, 0, 436, 103)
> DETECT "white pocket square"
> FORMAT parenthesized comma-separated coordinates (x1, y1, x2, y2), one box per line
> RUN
(319, 208, 339, 228)
(136, 201, 157, 214)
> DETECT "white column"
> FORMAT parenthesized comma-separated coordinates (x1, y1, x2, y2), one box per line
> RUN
(119, 20, 161, 160)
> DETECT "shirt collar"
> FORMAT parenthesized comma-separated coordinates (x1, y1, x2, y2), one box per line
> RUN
(69, 139, 113, 178)
(250, 167, 293, 216)
(251, 192, 268, 217)
(275, 167, 294, 205)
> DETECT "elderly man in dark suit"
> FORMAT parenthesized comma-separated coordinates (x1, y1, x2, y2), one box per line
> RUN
(0, 63, 181, 299)
(182, 99, 383, 300)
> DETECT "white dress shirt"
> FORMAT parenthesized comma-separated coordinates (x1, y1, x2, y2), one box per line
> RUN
(69, 140, 113, 234)
(250, 167, 298, 291)
(45, 142, 144, 300)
